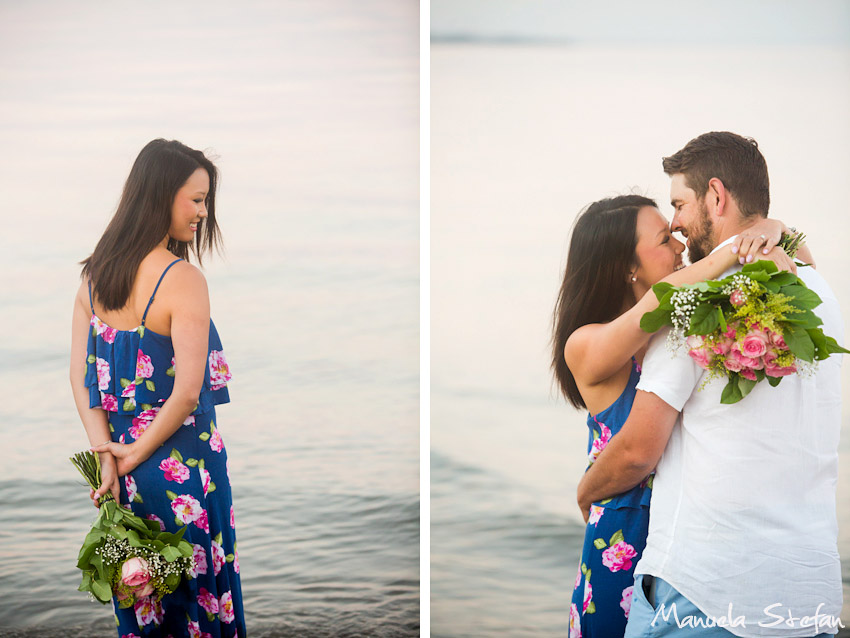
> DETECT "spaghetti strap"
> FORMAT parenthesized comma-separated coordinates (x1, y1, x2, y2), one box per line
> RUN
(87, 280, 95, 313)
(141, 259, 182, 326)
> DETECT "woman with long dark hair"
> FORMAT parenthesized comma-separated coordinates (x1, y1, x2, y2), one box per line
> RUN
(552, 195, 803, 636)
(70, 139, 246, 636)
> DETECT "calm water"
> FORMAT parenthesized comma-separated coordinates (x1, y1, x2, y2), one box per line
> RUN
(0, 2, 418, 636)
(431, 42, 850, 636)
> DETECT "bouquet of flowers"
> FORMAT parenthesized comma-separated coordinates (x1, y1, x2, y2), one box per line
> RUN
(70, 451, 196, 607)
(640, 260, 848, 404)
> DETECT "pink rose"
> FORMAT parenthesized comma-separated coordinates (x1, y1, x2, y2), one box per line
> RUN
(124, 474, 137, 503)
(130, 407, 160, 439)
(621, 585, 634, 619)
(171, 494, 203, 524)
(121, 381, 136, 398)
(135, 350, 154, 379)
(230, 505, 236, 529)
(189, 543, 208, 578)
(209, 350, 232, 390)
(209, 428, 224, 453)
(741, 331, 769, 358)
(121, 557, 151, 588)
(711, 337, 733, 356)
(219, 590, 235, 623)
(159, 457, 190, 483)
(730, 343, 763, 370)
(588, 422, 611, 464)
(724, 323, 738, 339)
(100, 392, 118, 412)
(687, 346, 713, 369)
(769, 331, 787, 350)
(724, 349, 745, 372)
(739, 368, 757, 381)
(588, 505, 604, 526)
(766, 361, 797, 377)
(195, 508, 210, 533)
(96, 357, 111, 391)
(102, 326, 118, 344)
(601, 541, 638, 572)
(582, 580, 593, 613)
(197, 587, 219, 614)
(569, 603, 582, 638)
(211, 539, 226, 576)
(730, 289, 747, 307)
(200, 467, 212, 496)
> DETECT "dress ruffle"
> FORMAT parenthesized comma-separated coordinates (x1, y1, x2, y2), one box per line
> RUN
(84, 314, 232, 417)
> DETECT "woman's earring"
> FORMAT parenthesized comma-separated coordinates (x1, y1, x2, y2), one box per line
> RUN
(631, 274, 637, 282)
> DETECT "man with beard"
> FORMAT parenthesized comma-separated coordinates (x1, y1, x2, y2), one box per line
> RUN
(577, 132, 844, 637)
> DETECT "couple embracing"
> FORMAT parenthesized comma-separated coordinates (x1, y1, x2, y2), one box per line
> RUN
(553, 132, 844, 637)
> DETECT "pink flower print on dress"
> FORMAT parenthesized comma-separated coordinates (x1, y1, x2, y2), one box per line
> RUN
(569, 603, 582, 638)
(189, 543, 208, 578)
(159, 457, 190, 484)
(233, 547, 240, 574)
(588, 422, 611, 464)
(183, 415, 195, 427)
(100, 392, 118, 412)
(209, 427, 224, 453)
(121, 381, 136, 398)
(102, 326, 117, 344)
(195, 508, 210, 533)
(208, 350, 232, 391)
(602, 541, 638, 572)
(130, 407, 160, 440)
(124, 475, 138, 503)
(230, 504, 235, 529)
(211, 539, 226, 576)
(621, 585, 634, 618)
(133, 595, 163, 626)
(122, 634, 141, 638)
(171, 494, 203, 524)
(582, 580, 593, 613)
(574, 566, 582, 591)
(95, 357, 111, 391)
(146, 514, 166, 531)
(135, 349, 154, 379)
(188, 621, 213, 638)
(200, 467, 212, 496)
(197, 587, 219, 615)
(588, 505, 604, 526)
(219, 590, 235, 624)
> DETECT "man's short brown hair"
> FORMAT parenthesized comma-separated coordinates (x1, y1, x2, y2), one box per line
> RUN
(662, 132, 770, 219)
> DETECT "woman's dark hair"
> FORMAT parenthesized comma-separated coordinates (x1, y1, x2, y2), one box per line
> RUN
(551, 194, 657, 409)
(81, 139, 222, 310)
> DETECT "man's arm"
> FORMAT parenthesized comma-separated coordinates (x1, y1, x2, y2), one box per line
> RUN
(577, 390, 680, 521)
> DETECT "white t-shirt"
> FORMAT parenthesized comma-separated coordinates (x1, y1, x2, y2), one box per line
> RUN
(635, 238, 844, 637)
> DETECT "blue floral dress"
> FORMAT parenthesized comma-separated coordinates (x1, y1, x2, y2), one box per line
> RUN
(569, 359, 652, 638)
(85, 259, 246, 638)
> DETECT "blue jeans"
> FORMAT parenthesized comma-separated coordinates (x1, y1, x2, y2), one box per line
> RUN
(624, 574, 837, 638)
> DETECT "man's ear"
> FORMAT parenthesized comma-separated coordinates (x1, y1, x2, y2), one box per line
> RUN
(707, 177, 728, 218)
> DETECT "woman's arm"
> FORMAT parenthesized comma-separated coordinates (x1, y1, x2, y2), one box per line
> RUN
(70, 283, 121, 504)
(91, 264, 210, 476)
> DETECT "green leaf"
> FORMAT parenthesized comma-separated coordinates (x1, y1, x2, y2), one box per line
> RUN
(807, 329, 829, 360)
(78, 571, 92, 592)
(108, 422, 114, 433)
(145, 379, 156, 391)
(199, 432, 211, 442)
(225, 553, 234, 563)
(767, 375, 782, 387)
(214, 531, 223, 545)
(609, 529, 625, 546)
(91, 578, 112, 603)
(165, 572, 180, 590)
(133, 492, 144, 503)
(134, 376, 143, 385)
(207, 611, 216, 622)
(126, 529, 141, 547)
(651, 281, 674, 301)
(170, 448, 184, 464)
(771, 272, 799, 286)
(138, 326, 145, 338)
(743, 259, 779, 274)
(783, 285, 822, 311)
(580, 562, 587, 575)
(782, 310, 823, 329)
(161, 545, 182, 562)
(599, 498, 612, 505)
(175, 516, 184, 527)
(824, 335, 850, 355)
(737, 376, 757, 399)
(199, 458, 205, 470)
(185, 458, 198, 467)
(208, 481, 216, 493)
(587, 601, 596, 614)
(585, 568, 591, 580)
(87, 354, 97, 364)
(640, 306, 671, 333)
(165, 490, 178, 501)
(785, 325, 815, 362)
(122, 398, 135, 412)
(166, 367, 175, 377)
(721, 378, 743, 404)
(687, 303, 719, 336)
(120, 377, 131, 388)
(92, 326, 97, 338)
(141, 403, 152, 411)
(716, 307, 727, 332)
(593, 538, 607, 550)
